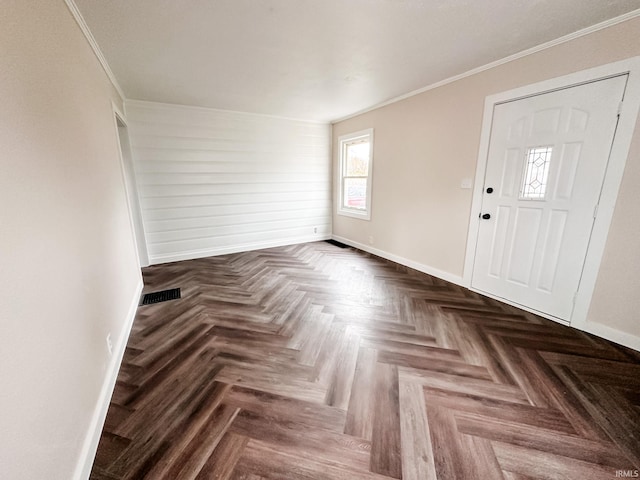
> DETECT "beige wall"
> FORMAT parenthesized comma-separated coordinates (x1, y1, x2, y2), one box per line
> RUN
(333, 17, 640, 339)
(0, 1, 141, 479)
(588, 109, 640, 336)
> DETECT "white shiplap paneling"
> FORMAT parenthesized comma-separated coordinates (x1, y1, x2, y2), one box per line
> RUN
(125, 100, 332, 264)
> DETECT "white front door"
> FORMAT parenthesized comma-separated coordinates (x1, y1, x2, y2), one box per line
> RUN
(471, 75, 626, 321)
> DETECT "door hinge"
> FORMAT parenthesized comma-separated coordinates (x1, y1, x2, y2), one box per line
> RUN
(618, 101, 624, 117)
(593, 204, 599, 219)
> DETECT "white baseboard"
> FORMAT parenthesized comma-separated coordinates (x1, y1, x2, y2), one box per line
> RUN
(73, 278, 144, 480)
(582, 320, 640, 352)
(149, 234, 332, 265)
(332, 234, 640, 352)
(331, 235, 464, 286)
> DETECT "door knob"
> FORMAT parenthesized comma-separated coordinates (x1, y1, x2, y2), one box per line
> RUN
(486, 187, 494, 194)
(482, 213, 491, 220)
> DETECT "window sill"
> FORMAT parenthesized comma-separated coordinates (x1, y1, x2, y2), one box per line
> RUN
(337, 208, 371, 221)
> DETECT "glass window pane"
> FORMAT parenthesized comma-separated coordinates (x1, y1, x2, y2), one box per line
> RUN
(338, 129, 373, 219)
(521, 146, 553, 199)
(343, 177, 367, 210)
(345, 141, 370, 177)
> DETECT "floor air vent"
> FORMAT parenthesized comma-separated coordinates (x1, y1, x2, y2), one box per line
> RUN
(325, 239, 349, 248)
(141, 288, 181, 305)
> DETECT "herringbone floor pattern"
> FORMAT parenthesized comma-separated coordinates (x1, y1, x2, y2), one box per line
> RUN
(91, 241, 640, 479)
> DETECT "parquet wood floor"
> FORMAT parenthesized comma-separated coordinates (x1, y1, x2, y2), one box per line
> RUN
(91, 241, 640, 480)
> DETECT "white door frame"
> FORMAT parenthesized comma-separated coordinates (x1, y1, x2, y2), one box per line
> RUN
(112, 103, 150, 267)
(463, 56, 640, 331)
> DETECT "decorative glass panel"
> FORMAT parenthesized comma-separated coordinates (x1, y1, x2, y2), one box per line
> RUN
(521, 146, 553, 199)
(343, 177, 367, 210)
(345, 141, 370, 176)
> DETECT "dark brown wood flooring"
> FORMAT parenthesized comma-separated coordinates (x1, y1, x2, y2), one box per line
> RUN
(91, 241, 640, 479)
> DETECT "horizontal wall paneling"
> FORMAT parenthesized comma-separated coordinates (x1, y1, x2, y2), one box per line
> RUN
(126, 101, 332, 263)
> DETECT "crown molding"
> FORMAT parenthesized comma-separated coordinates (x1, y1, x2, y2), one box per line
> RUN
(332, 8, 640, 124)
(59, 0, 640, 124)
(124, 99, 331, 125)
(64, 0, 126, 101)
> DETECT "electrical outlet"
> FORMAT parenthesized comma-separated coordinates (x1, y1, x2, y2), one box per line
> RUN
(313, 226, 318, 234)
(368, 235, 374, 245)
(106, 333, 113, 356)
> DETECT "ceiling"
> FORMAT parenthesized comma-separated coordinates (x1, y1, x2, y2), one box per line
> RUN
(72, 0, 640, 122)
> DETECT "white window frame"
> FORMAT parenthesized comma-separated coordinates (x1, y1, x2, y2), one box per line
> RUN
(337, 128, 374, 220)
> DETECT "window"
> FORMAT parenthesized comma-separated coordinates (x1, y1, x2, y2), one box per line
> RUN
(520, 146, 553, 200)
(338, 129, 374, 219)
